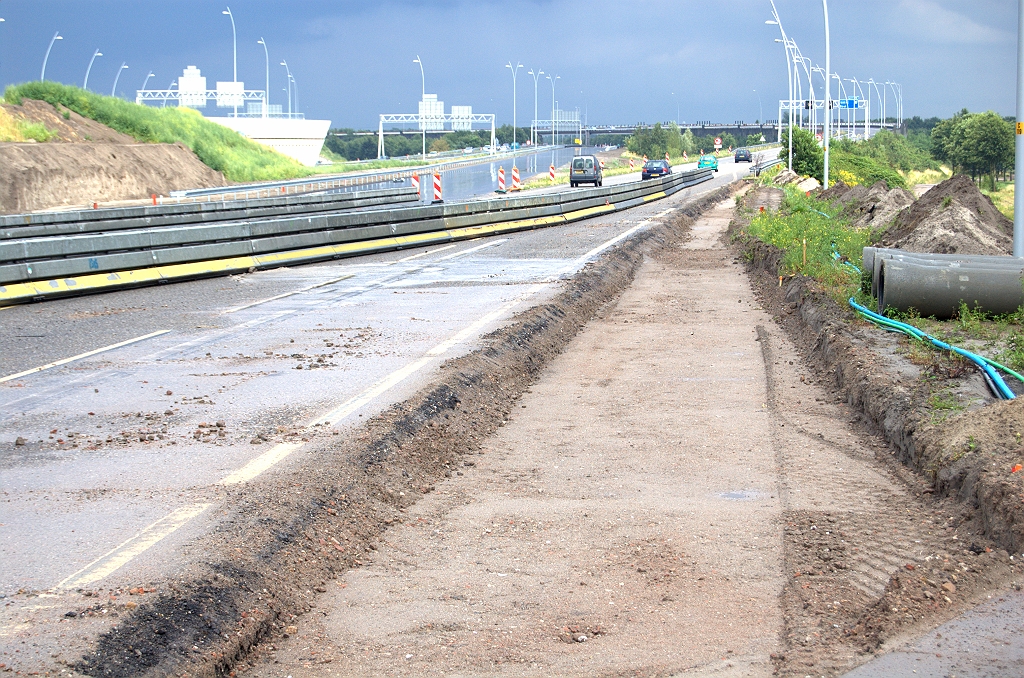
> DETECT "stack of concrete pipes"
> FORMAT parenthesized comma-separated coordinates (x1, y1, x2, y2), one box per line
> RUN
(864, 247, 1024, 319)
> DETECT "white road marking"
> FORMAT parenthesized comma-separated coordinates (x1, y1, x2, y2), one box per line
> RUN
(396, 245, 457, 262)
(0, 330, 171, 384)
(222, 274, 354, 314)
(437, 239, 507, 260)
(54, 503, 210, 591)
(217, 442, 304, 485)
(41, 197, 687, 590)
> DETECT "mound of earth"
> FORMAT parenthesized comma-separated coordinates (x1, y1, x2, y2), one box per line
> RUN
(818, 180, 852, 203)
(773, 168, 801, 185)
(0, 99, 227, 214)
(876, 174, 1012, 255)
(1, 98, 136, 144)
(833, 181, 916, 229)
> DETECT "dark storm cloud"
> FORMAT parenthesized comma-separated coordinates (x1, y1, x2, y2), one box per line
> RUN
(0, 0, 1014, 127)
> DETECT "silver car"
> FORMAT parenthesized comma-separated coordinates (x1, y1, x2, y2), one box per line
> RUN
(569, 155, 603, 187)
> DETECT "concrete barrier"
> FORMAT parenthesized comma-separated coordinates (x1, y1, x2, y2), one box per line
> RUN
(0, 170, 712, 304)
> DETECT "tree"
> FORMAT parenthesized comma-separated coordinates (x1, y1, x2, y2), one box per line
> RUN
(962, 111, 1014, 189)
(778, 126, 823, 180)
(626, 123, 671, 157)
(680, 128, 697, 154)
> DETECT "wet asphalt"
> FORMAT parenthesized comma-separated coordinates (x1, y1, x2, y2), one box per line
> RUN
(0, 163, 744, 598)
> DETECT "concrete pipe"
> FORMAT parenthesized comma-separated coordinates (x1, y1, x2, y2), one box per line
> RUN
(865, 247, 1024, 298)
(878, 258, 1024, 319)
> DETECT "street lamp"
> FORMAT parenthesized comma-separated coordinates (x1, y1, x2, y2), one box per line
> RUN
(413, 55, 425, 160)
(83, 49, 102, 90)
(222, 7, 237, 116)
(528, 68, 543, 146)
(257, 38, 270, 118)
(41, 31, 62, 82)
(141, 70, 155, 92)
(505, 60, 523, 155)
(280, 60, 292, 117)
(290, 74, 298, 115)
(823, 0, 831, 188)
(848, 78, 866, 139)
(0, 18, 5, 84)
(546, 74, 559, 145)
(111, 62, 128, 98)
(753, 89, 762, 124)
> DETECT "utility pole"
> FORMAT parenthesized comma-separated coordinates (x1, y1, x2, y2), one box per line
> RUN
(823, 0, 831, 188)
(528, 68, 543, 146)
(1015, 0, 1023, 256)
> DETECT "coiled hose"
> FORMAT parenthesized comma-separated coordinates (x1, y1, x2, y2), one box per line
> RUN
(849, 298, 1020, 400)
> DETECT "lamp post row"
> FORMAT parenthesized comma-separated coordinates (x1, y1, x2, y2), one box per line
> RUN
(24, 8, 295, 117)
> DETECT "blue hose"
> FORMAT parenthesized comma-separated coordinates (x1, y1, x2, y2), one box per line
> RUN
(831, 243, 862, 275)
(849, 297, 1017, 400)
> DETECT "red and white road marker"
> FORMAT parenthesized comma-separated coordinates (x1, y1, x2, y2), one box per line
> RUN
(411, 174, 420, 196)
(510, 165, 521, 191)
(549, 164, 556, 181)
(432, 173, 442, 203)
(498, 166, 506, 192)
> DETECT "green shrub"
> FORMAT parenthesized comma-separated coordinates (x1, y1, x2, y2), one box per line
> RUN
(4, 82, 312, 182)
(829, 152, 907, 189)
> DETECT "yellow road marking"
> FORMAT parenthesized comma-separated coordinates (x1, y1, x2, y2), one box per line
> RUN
(54, 504, 210, 591)
(0, 188, 680, 306)
(0, 329, 171, 384)
(217, 443, 304, 485)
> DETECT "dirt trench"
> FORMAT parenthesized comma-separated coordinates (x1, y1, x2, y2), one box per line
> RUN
(737, 187, 1022, 675)
(67, 186, 739, 678)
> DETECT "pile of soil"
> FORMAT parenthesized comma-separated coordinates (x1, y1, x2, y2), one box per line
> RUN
(773, 168, 801, 185)
(876, 174, 1012, 255)
(0, 99, 227, 214)
(823, 180, 916, 230)
(1, 98, 136, 143)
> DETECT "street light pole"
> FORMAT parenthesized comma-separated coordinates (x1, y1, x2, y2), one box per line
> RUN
(257, 38, 270, 118)
(528, 68, 543, 146)
(505, 60, 523, 157)
(413, 55, 425, 160)
(547, 74, 559, 145)
(754, 89, 763, 124)
(111, 62, 128, 98)
(222, 7, 237, 116)
(280, 60, 292, 117)
(767, 3, 793, 171)
(41, 31, 62, 81)
(290, 75, 298, 115)
(141, 70, 155, 92)
(823, 0, 831, 188)
(0, 18, 5, 85)
(1015, 0, 1023, 256)
(83, 49, 102, 90)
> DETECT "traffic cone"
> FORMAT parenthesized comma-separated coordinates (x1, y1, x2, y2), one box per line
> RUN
(411, 174, 420, 196)
(497, 166, 506, 192)
(432, 173, 442, 203)
(549, 164, 555, 181)
(599, 159, 605, 169)
(510, 165, 521, 191)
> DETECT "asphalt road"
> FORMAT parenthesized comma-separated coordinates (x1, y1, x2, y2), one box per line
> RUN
(0, 166, 741, 613)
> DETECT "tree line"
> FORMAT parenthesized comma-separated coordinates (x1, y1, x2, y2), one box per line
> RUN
(625, 123, 766, 158)
(324, 125, 533, 160)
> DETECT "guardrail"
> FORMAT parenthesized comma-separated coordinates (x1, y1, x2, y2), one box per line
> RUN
(0, 168, 712, 304)
(0, 186, 420, 240)
(749, 158, 784, 177)
(171, 145, 565, 202)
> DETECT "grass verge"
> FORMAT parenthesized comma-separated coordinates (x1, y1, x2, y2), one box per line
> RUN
(0, 106, 58, 142)
(4, 82, 312, 182)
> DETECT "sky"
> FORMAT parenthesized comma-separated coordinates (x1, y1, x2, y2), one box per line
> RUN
(0, 0, 1014, 129)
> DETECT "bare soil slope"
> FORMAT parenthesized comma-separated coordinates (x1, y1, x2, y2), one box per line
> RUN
(0, 99, 226, 214)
